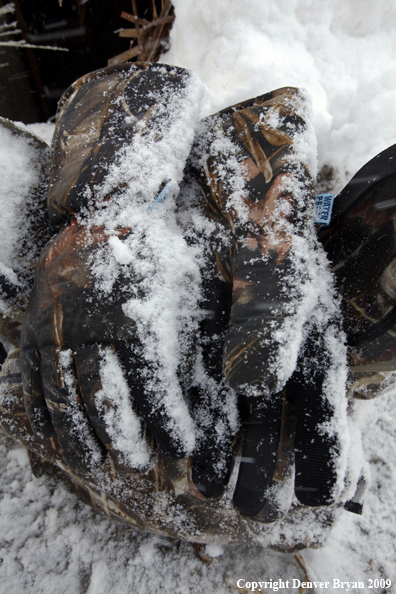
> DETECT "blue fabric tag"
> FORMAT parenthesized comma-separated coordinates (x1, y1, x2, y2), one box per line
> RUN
(314, 193, 335, 225)
(148, 180, 172, 212)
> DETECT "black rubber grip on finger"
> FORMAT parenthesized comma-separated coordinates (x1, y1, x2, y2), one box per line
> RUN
(232, 393, 283, 516)
(115, 341, 187, 458)
(192, 455, 229, 499)
(191, 387, 233, 499)
(191, 415, 233, 499)
(291, 379, 338, 506)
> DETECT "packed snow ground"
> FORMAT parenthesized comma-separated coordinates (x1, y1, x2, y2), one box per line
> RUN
(1, 0, 396, 592)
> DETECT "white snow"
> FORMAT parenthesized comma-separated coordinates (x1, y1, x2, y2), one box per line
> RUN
(164, 0, 396, 192)
(27, 122, 56, 145)
(95, 346, 152, 468)
(0, 121, 42, 288)
(1, 0, 396, 591)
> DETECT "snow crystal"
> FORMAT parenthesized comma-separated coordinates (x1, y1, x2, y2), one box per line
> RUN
(204, 543, 224, 557)
(27, 122, 55, 146)
(89, 67, 205, 228)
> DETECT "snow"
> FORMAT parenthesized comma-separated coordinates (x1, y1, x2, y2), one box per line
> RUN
(1, 0, 396, 591)
(164, 0, 396, 192)
(95, 347, 152, 468)
(0, 121, 43, 289)
(0, 400, 395, 593)
(27, 122, 55, 145)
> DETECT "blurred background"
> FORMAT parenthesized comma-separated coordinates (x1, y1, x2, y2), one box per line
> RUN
(0, 0, 173, 123)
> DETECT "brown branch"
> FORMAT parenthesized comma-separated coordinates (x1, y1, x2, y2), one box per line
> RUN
(114, 2, 174, 64)
(119, 16, 174, 39)
(151, 0, 158, 21)
(193, 543, 213, 564)
(131, 0, 145, 60)
(147, 0, 173, 62)
(107, 45, 140, 66)
(118, 29, 138, 38)
(120, 11, 148, 26)
(142, 15, 174, 31)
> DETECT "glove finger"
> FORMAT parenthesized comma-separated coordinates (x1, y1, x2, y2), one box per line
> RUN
(20, 347, 55, 439)
(189, 386, 234, 499)
(115, 341, 188, 458)
(40, 345, 106, 475)
(75, 345, 152, 472)
(291, 375, 338, 506)
(191, 441, 233, 499)
(232, 393, 284, 517)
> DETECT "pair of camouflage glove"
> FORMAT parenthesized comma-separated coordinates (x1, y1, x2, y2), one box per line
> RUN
(1, 62, 370, 522)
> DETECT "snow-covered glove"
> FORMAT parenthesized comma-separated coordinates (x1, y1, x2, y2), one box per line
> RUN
(187, 88, 348, 515)
(20, 223, 194, 475)
(0, 117, 50, 349)
(20, 62, 205, 477)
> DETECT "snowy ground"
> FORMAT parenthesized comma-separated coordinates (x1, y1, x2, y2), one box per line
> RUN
(1, 0, 396, 592)
(0, 392, 395, 593)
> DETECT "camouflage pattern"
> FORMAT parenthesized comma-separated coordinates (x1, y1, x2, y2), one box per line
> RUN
(19, 63, 207, 477)
(0, 63, 345, 545)
(20, 224, 148, 473)
(0, 353, 338, 548)
(181, 87, 334, 513)
(320, 172, 396, 399)
(187, 88, 314, 394)
(47, 62, 193, 229)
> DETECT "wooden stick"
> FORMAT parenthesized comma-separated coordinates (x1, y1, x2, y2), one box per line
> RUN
(142, 15, 174, 32)
(147, 0, 173, 62)
(151, 0, 158, 21)
(118, 29, 138, 38)
(120, 11, 148, 26)
(119, 15, 174, 40)
(107, 45, 140, 66)
(131, 0, 145, 61)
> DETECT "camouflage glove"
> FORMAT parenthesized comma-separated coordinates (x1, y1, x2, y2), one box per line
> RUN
(187, 88, 347, 516)
(17, 61, 347, 515)
(20, 62, 205, 477)
(20, 223, 194, 475)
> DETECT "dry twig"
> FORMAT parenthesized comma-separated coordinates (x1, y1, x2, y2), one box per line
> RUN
(109, 0, 175, 66)
(294, 552, 317, 594)
(193, 543, 213, 564)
